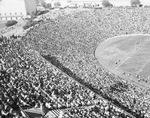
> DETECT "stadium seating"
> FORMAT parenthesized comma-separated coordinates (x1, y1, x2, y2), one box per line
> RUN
(1, 7, 150, 118)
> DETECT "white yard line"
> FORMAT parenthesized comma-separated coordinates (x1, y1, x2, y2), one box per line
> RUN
(115, 46, 139, 69)
(95, 35, 150, 89)
(115, 41, 146, 69)
(137, 58, 150, 75)
(136, 42, 150, 75)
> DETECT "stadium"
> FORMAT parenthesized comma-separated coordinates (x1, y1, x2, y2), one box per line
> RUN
(1, 0, 150, 118)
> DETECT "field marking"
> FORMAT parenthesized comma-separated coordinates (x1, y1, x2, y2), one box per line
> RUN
(137, 59, 150, 75)
(95, 34, 150, 89)
(137, 44, 150, 75)
(115, 40, 146, 69)
(116, 69, 150, 89)
(115, 41, 150, 88)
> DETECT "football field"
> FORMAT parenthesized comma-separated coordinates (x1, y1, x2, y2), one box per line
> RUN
(95, 34, 150, 89)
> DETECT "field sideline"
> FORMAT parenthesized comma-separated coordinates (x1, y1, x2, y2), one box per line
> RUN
(95, 34, 150, 89)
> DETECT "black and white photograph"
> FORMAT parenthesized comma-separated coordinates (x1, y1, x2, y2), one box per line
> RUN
(0, 0, 150, 118)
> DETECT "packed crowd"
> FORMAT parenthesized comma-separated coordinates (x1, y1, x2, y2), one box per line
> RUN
(23, 7, 150, 117)
(62, 101, 133, 118)
(0, 36, 130, 118)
